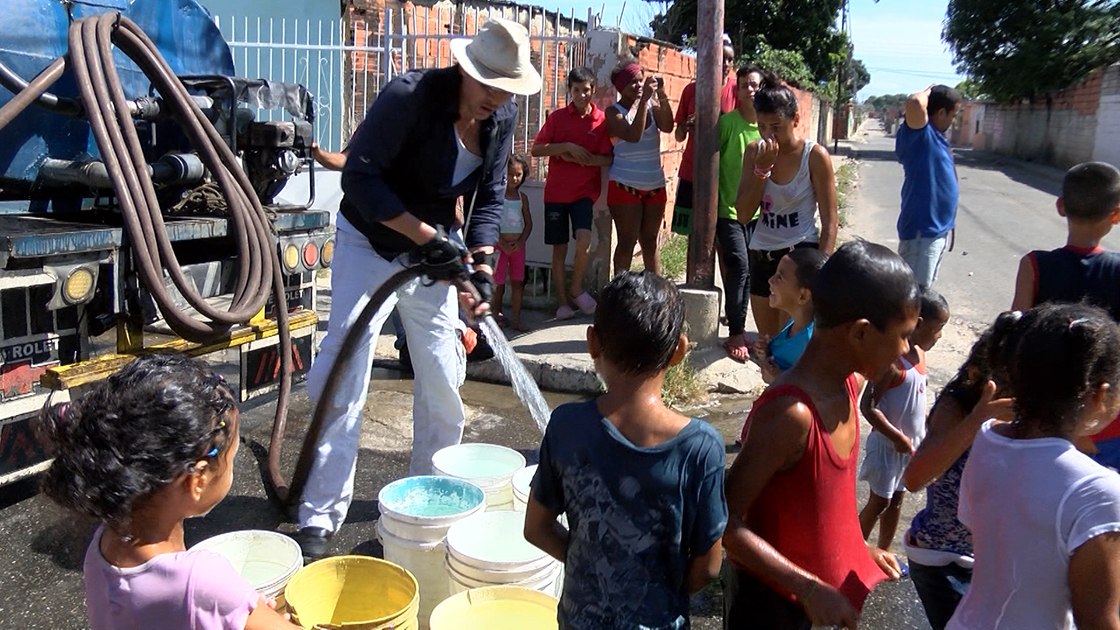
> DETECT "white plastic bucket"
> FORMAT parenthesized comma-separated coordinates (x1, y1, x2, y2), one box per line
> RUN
(376, 519, 446, 628)
(445, 559, 563, 597)
(431, 444, 525, 510)
(375, 476, 488, 628)
(511, 465, 536, 512)
(444, 511, 561, 598)
(378, 476, 487, 543)
(192, 530, 303, 609)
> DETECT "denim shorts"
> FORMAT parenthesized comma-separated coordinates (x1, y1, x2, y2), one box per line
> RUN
(898, 234, 948, 288)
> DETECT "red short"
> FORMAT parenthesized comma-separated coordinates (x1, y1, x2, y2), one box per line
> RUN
(607, 180, 668, 205)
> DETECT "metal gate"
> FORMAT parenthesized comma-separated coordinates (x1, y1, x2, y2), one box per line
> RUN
(216, 4, 592, 161)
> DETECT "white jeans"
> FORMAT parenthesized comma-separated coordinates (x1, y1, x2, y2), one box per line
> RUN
(298, 216, 466, 533)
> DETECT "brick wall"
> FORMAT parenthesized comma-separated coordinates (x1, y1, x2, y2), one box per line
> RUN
(977, 65, 1116, 168)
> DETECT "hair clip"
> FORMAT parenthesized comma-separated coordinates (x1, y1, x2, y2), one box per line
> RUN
(206, 446, 220, 458)
(1070, 317, 1091, 330)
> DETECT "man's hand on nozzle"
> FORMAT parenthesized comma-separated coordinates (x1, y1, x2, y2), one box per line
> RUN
(408, 227, 470, 282)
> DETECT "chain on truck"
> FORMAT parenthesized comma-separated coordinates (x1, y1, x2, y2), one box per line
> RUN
(0, 0, 334, 494)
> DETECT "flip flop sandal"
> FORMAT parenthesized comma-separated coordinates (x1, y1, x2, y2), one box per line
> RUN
(572, 291, 597, 315)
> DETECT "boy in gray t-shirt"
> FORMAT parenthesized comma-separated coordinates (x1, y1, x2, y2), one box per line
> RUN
(524, 271, 727, 629)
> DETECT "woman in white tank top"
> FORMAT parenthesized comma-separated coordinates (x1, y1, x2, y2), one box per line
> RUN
(734, 79, 838, 337)
(605, 60, 675, 274)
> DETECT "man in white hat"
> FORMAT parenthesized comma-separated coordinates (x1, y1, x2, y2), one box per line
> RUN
(293, 17, 541, 559)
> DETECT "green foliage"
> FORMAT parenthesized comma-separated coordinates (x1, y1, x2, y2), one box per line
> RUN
(659, 233, 689, 281)
(649, 0, 845, 84)
(662, 356, 706, 407)
(751, 41, 815, 88)
(954, 78, 986, 101)
(847, 58, 870, 97)
(944, 0, 1120, 103)
(863, 93, 909, 115)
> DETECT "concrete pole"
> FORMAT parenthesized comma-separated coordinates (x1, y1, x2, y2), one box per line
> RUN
(687, 0, 723, 288)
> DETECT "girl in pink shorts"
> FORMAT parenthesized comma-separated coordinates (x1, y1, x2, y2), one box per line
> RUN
(493, 154, 533, 331)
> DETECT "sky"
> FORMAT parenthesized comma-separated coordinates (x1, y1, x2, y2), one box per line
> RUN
(551, 0, 964, 99)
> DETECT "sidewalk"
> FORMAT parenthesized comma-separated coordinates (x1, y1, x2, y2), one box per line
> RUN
(371, 307, 765, 396)
(365, 133, 875, 398)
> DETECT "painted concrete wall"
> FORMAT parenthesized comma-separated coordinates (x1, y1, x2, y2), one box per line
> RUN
(1092, 65, 1120, 169)
(977, 65, 1120, 170)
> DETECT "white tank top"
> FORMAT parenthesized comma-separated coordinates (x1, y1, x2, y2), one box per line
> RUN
(607, 103, 666, 191)
(878, 351, 928, 444)
(499, 196, 525, 234)
(452, 129, 484, 186)
(749, 139, 821, 251)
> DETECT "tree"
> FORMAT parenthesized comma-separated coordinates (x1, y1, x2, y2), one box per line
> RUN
(750, 41, 814, 87)
(863, 93, 908, 116)
(943, 0, 1120, 103)
(847, 58, 870, 97)
(649, 0, 846, 84)
(954, 78, 986, 101)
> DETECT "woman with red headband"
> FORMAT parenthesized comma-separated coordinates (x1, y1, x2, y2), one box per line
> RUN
(605, 59, 675, 274)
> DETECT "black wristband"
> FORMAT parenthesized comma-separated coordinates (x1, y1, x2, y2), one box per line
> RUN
(471, 250, 497, 269)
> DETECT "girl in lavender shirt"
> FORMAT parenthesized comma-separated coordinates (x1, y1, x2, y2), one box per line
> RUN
(38, 353, 300, 630)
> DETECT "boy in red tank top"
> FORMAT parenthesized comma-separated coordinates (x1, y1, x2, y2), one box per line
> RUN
(723, 240, 919, 630)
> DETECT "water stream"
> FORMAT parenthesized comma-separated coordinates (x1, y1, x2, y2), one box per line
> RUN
(479, 316, 552, 435)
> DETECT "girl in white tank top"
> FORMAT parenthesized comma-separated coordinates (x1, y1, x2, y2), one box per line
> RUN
(735, 80, 838, 337)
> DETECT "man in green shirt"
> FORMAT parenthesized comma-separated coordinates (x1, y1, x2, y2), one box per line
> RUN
(719, 66, 763, 362)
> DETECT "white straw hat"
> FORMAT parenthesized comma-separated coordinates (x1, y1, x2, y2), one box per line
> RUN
(450, 17, 542, 96)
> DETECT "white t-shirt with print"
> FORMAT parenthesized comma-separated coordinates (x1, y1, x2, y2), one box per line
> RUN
(947, 420, 1120, 630)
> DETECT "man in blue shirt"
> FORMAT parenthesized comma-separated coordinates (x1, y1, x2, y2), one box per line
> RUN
(292, 18, 541, 559)
(895, 85, 962, 288)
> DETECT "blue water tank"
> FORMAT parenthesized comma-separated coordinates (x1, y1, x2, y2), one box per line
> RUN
(0, 0, 235, 193)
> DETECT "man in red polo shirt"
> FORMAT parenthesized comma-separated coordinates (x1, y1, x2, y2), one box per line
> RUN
(532, 67, 614, 319)
(671, 35, 739, 238)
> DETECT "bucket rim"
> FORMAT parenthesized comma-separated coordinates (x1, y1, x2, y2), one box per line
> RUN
(285, 555, 420, 628)
(430, 444, 526, 487)
(377, 475, 488, 524)
(446, 511, 550, 570)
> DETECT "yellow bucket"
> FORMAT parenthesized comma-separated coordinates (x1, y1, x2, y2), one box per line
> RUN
(429, 585, 558, 630)
(285, 556, 420, 629)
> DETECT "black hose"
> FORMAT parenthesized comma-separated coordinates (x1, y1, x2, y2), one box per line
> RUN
(284, 266, 425, 507)
(0, 58, 82, 117)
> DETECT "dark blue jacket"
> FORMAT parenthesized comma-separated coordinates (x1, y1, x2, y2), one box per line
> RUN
(339, 66, 515, 258)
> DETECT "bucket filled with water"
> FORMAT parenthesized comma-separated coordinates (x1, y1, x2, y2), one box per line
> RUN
(376, 476, 487, 626)
(431, 444, 525, 511)
(444, 510, 562, 597)
(429, 585, 558, 630)
(285, 555, 420, 629)
(192, 529, 303, 610)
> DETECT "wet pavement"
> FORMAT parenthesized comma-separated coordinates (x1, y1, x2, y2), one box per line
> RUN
(0, 361, 932, 629)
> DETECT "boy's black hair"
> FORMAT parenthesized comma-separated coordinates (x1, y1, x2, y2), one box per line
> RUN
(1062, 161, 1120, 221)
(927, 85, 962, 117)
(736, 65, 764, 81)
(785, 248, 828, 292)
(920, 287, 950, 322)
(37, 352, 236, 533)
(1006, 302, 1120, 434)
(754, 77, 799, 120)
(594, 271, 684, 375)
(508, 153, 531, 189)
(812, 239, 920, 330)
(937, 310, 1020, 413)
(567, 67, 596, 89)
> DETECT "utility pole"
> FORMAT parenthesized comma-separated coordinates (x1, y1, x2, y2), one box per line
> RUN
(687, 0, 723, 288)
(833, 0, 851, 154)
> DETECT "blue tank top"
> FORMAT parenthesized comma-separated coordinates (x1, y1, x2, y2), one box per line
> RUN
(608, 103, 665, 191)
(769, 319, 813, 371)
(1030, 246, 1120, 320)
